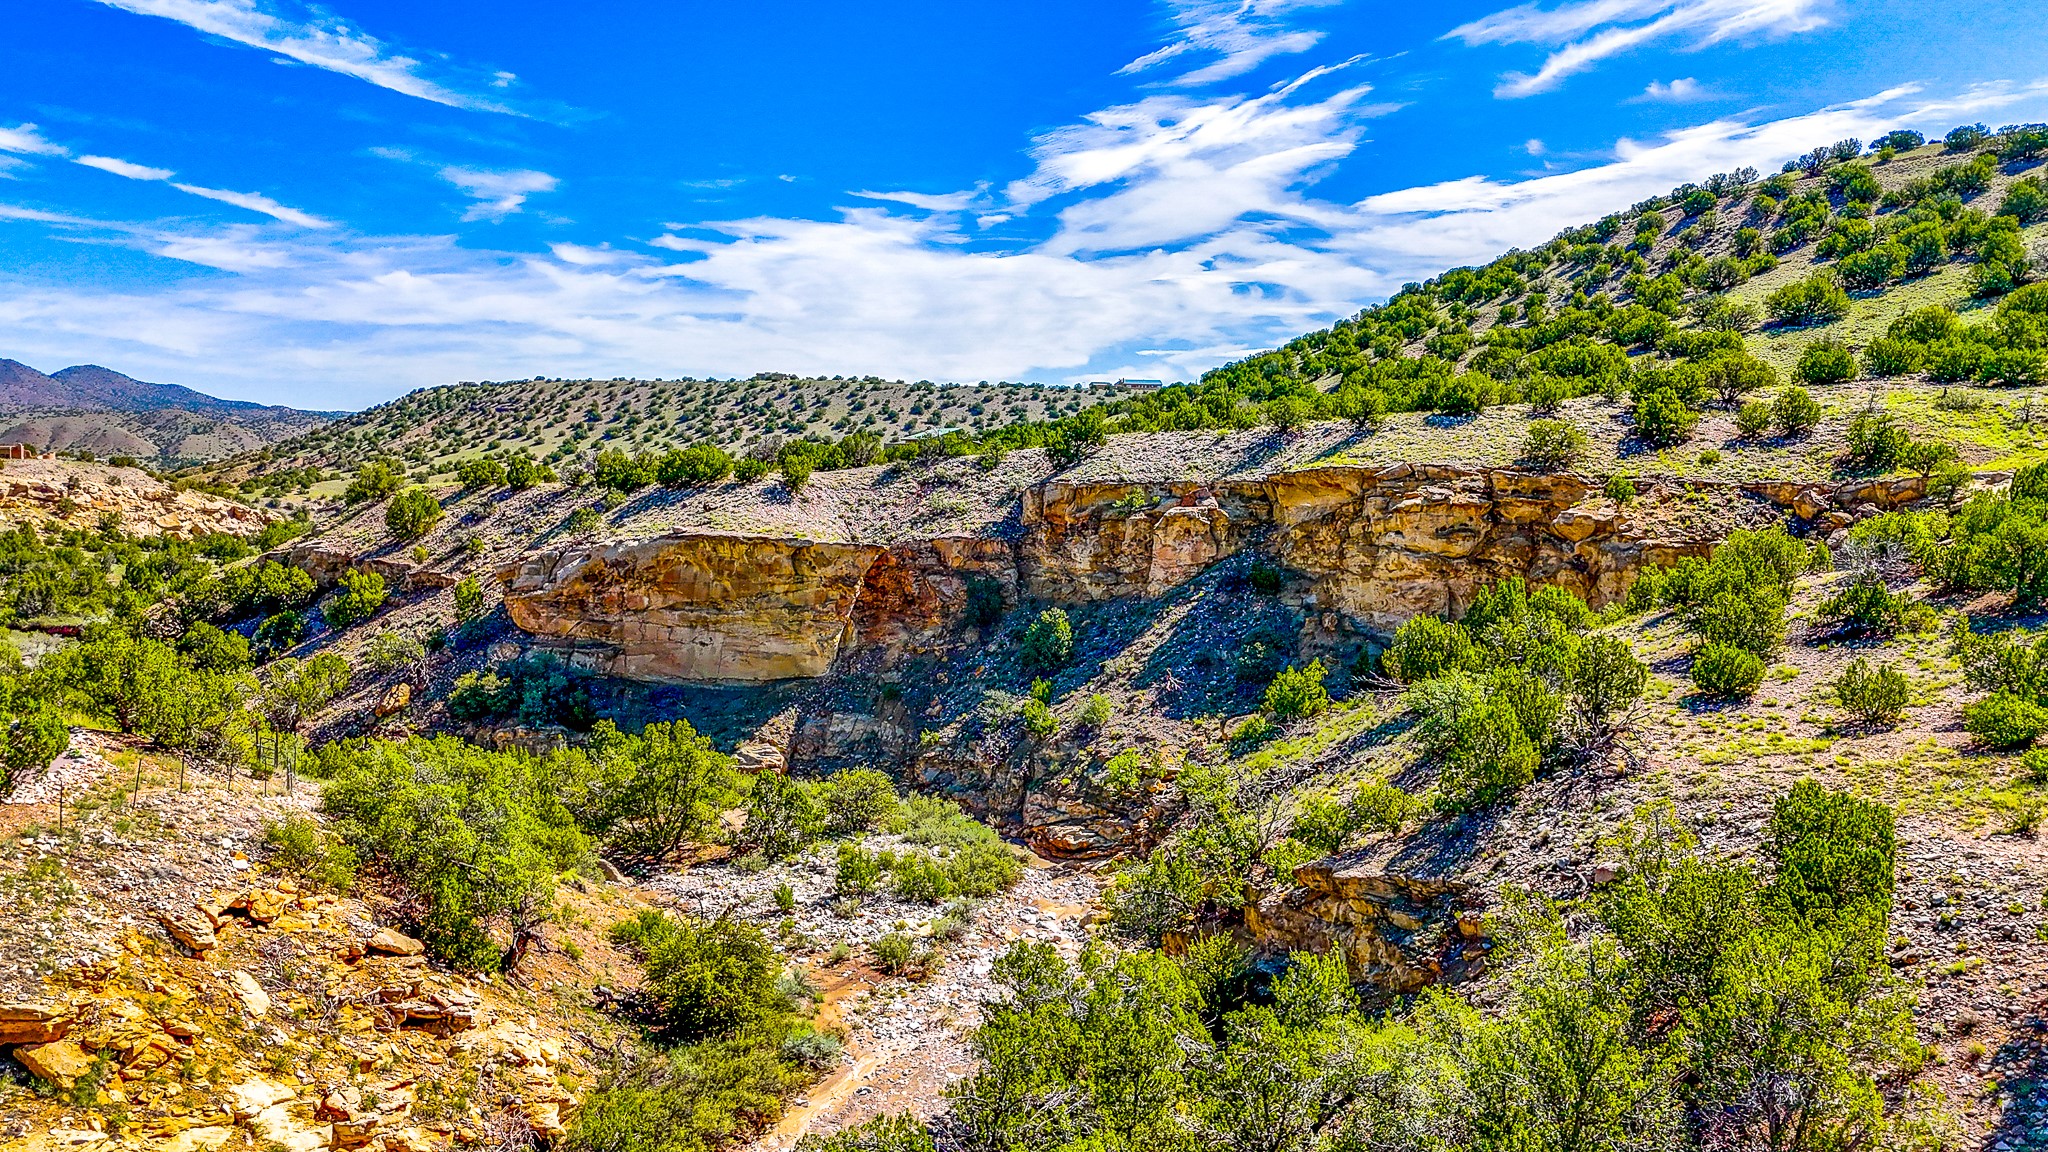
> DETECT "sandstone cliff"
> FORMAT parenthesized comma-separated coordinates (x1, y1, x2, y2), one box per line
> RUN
(496, 446, 1926, 685)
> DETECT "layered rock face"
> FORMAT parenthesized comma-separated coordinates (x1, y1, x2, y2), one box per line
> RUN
(0, 459, 272, 539)
(501, 461, 1857, 684)
(499, 536, 883, 682)
(1243, 855, 1482, 992)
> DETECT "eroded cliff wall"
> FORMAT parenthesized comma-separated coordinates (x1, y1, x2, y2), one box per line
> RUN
(498, 463, 1926, 685)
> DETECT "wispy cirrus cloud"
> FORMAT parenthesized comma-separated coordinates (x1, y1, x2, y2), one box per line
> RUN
(37, 125, 335, 228)
(1447, 0, 1835, 97)
(90, 0, 525, 113)
(76, 154, 177, 181)
(852, 189, 980, 213)
(0, 123, 70, 158)
(438, 166, 559, 221)
(1119, 0, 1342, 87)
(169, 183, 333, 228)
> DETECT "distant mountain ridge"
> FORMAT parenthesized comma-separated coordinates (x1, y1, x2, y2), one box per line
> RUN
(0, 358, 342, 463)
(0, 359, 339, 418)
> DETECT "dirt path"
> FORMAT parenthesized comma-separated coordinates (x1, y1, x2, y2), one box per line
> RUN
(751, 862, 1103, 1148)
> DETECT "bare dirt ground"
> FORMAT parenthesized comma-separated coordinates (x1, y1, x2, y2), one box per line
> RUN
(653, 847, 1102, 1149)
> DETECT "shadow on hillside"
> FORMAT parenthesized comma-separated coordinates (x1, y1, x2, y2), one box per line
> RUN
(1127, 563, 1307, 722)
(604, 679, 811, 752)
(1382, 805, 1497, 879)
(1988, 1007, 2048, 1150)
(1205, 428, 1294, 477)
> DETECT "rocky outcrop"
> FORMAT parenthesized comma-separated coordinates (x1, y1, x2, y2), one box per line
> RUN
(0, 460, 271, 539)
(496, 462, 1934, 685)
(1242, 854, 1483, 991)
(499, 535, 883, 682)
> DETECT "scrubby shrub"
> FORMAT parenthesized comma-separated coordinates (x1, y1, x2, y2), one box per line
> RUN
(320, 735, 588, 970)
(1263, 660, 1330, 720)
(1573, 634, 1649, 730)
(1349, 782, 1417, 832)
(385, 486, 444, 539)
(1795, 339, 1857, 385)
(344, 461, 403, 504)
(836, 844, 885, 896)
(1384, 615, 1474, 682)
(1964, 693, 2048, 749)
(1766, 274, 1850, 326)
(1692, 642, 1764, 698)
(456, 457, 506, 490)
(261, 813, 358, 892)
(1633, 388, 1698, 446)
(1521, 419, 1588, 471)
(1289, 793, 1355, 854)
(446, 654, 596, 730)
(890, 852, 953, 903)
(1434, 692, 1538, 811)
(1078, 693, 1114, 728)
(1764, 779, 1895, 923)
(322, 569, 388, 629)
(1818, 574, 1933, 636)
(1862, 337, 1926, 378)
(1834, 658, 1909, 727)
(1772, 386, 1823, 436)
(1604, 474, 1636, 504)
(1522, 374, 1569, 414)
(1736, 401, 1772, 439)
(779, 455, 812, 495)
(946, 839, 1023, 897)
(816, 769, 900, 836)
(1018, 698, 1058, 738)
(1836, 242, 1906, 290)
(1019, 608, 1074, 673)
(872, 932, 914, 975)
(1692, 587, 1788, 657)
(254, 610, 306, 656)
(503, 453, 551, 489)
(739, 771, 826, 859)
(610, 911, 785, 1040)
(1843, 411, 1913, 472)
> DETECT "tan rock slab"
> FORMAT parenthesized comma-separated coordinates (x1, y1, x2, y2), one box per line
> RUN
(374, 682, 412, 717)
(227, 969, 271, 1017)
(227, 1079, 296, 1119)
(158, 1127, 236, 1152)
(366, 927, 425, 956)
(157, 905, 217, 953)
(17, 1039, 96, 1090)
(0, 1000, 71, 1045)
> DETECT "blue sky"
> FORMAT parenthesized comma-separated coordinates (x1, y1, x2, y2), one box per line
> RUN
(1, 0, 2045, 410)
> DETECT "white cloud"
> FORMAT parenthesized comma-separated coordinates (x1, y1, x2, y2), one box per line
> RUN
(1007, 62, 1395, 256)
(169, 183, 333, 228)
(0, 123, 70, 157)
(9, 81, 2039, 411)
(1524, 138, 1547, 155)
(76, 154, 177, 181)
(1447, 0, 1835, 97)
(10, 122, 330, 226)
(1119, 0, 1340, 87)
(852, 189, 979, 212)
(92, 0, 520, 113)
(440, 166, 559, 221)
(1638, 76, 1712, 101)
(549, 242, 638, 266)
